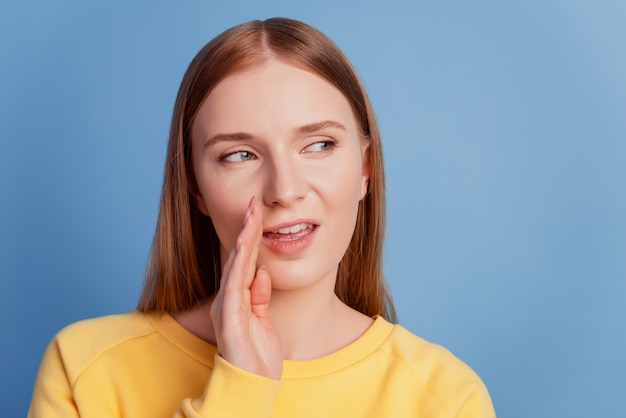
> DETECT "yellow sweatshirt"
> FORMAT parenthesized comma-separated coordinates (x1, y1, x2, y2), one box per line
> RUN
(28, 312, 495, 417)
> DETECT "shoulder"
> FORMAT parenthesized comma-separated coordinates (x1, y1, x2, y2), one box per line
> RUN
(383, 324, 481, 383)
(51, 311, 158, 384)
(55, 311, 156, 350)
(382, 321, 495, 417)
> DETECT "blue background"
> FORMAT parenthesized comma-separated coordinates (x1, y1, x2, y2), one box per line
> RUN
(1, 1, 625, 416)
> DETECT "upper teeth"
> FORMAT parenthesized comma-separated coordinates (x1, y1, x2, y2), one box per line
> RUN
(274, 223, 311, 234)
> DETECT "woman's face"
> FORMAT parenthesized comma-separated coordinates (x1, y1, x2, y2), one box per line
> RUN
(191, 59, 369, 291)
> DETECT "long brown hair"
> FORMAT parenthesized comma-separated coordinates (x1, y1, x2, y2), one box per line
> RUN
(138, 18, 396, 322)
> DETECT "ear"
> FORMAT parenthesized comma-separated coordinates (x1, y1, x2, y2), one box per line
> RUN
(360, 142, 371, 201)
(189, 175, 210, 217)
(195, 193, 211, 217)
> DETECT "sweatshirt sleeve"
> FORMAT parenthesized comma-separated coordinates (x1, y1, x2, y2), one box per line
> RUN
(27, 339, 80, 418)
(174, 355, 282, 418)
(455, 377, 496, 418)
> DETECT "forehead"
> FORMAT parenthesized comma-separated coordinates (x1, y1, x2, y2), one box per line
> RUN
(194, 59, 359, 137)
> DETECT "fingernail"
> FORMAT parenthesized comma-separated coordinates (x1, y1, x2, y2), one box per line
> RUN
(242, 196, 255, 226)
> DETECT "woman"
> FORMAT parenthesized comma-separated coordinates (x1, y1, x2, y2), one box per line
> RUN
(29, 18, 495, 417)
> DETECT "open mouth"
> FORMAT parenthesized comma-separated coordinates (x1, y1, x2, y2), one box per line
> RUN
(263, 223, 317, 242)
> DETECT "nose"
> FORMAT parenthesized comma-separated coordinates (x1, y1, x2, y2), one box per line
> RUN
(262, 158, 307, 207)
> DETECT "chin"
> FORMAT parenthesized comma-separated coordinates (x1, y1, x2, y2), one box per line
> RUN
(262, 260, 337, 293)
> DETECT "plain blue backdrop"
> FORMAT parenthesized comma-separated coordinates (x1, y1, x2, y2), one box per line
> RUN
(1, 1, 625, 416)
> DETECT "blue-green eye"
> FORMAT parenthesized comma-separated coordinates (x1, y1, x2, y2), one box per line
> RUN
(304, 140, 336, 152)
(221, 151, 256, 162)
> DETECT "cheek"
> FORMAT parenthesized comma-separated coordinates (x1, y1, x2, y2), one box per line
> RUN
(324, 156, 364, 203)
(197, 179, 252, 252)
(312, 160, 364, 228)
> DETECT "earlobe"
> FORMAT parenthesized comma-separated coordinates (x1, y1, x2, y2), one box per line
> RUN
(360, 176, 369, 200)
(195, 194, 210, 217)
(360, 144, 371, 201)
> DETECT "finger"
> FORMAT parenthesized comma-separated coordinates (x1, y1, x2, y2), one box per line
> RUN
(242, 199, 263, 288)
(250, 266, 272, 320)
(231, 196, 263, 289)
(219, 241, 238, 289)
(222, 196, 258, 291)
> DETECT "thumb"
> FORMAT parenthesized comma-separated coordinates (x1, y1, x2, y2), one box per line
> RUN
(250, 266, 271, 319)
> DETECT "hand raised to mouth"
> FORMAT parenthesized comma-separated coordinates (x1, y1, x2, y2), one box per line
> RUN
(210, 196, 283, 380)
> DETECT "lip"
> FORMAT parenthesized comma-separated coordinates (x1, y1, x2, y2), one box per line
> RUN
(262, 219, 319, 255)
(263, 219, 319, 234)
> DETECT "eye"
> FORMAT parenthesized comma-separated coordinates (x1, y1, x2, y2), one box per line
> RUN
(220, 150, 256, 162)
(303, 140, 336, 153)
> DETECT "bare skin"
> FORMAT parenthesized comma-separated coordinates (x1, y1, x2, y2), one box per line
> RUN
(176, 196, 373, 379)
(175, 59, 374, 380)
(209, 197, 283, 379)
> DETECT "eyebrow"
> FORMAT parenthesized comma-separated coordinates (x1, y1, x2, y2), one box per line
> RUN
(296, 120, 347, 135)
(204, 132, 253, 148)
(203, 120, 347, 148)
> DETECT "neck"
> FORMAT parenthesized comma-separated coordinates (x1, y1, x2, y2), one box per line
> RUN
(173, 276, 373, 361)
(269, 281, 352, 360)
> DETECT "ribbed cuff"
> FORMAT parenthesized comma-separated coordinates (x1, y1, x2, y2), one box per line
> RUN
(192, 355, 282, 417)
